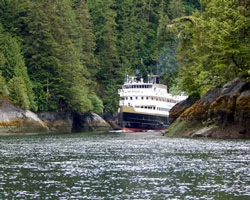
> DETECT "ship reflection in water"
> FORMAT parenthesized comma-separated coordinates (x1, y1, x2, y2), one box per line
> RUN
(0, 132, 250, 199)
(118, 75, 187, 132)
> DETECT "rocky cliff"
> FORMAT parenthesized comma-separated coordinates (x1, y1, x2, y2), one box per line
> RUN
(38, 112, 72, 133)
(168, 78, 250, 138)
(0, 96, 111, 135)
(0, 97, 48, 134)
(72, 112, 111, 132)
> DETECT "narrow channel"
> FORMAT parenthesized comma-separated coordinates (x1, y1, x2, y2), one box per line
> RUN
(0, 132, 250, 199)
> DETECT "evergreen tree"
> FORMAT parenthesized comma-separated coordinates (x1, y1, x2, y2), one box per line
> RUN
(21, 0, 94, 113)
(8, 77, 30, 109)
(0, 23, 36, 109)
(0, 71, 7, 95)
(72, 0, 103, 113)
(87, 0, 120, 113)
(0, 0, 209, 114)
(116, 0, 160, 76)
(156, 0, 186, 90)
(177, 0, 250, 95)
(168, 0, 185, 20)
(72, 0, 98, 74)
(0, 0, 26, 35)
(184, 0, 201, 15)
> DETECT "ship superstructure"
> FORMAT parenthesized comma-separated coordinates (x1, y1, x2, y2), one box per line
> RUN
(118, 75, 187, 132)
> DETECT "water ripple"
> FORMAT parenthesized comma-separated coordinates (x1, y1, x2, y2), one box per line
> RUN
(0, 133, 250, 199)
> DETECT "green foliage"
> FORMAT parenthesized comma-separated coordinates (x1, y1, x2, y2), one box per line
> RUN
(68, 84, 93, 114)
(116, 0, 160, 76)
(0, 24, 17, 80)
(0, 52, 5, 66)
(0, 71, 7, 95)
(0, 0, 26, 34)
(0, 0, 204, 114)
(88, 0, 121, 113)
(89, 0, 119, 71)
(0, 51, 7, 95)
(32, 82, 52, 112)
(8, 77, 30, 109)
(72, 0, 98, 73)
(19, 0, 96, 113)
(177, 0, 250, 95)
(168, 0, 185, 20)
(102, 83, 119, 114)
(184, 0, 201, 15)
(156, 0, 187, 90)
(89, 94, 104, 114)
(0, 22, 36, 110)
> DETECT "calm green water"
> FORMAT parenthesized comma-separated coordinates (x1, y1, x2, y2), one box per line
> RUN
(0, 132, 250, 200)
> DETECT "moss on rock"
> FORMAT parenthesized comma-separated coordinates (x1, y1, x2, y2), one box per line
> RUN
(168, 78, 250, 138)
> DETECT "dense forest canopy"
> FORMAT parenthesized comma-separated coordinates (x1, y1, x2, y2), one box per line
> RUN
(176, 0, 250, 96)
(0, 0, 249, 114)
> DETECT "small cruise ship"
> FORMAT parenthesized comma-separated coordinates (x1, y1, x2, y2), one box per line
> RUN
(118, 75, 187, 132)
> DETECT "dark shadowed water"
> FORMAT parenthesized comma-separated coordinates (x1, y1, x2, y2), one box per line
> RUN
(0, 132, 250, 200)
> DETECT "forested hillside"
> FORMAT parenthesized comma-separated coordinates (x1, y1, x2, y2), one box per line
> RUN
(0, 0, 249, 114)
(176, 0, 250, 96)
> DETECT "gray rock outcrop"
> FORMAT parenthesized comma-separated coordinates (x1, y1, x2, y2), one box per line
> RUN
(168, 78, 250, 138)
(0, 97, 48, 134)
(72, 112, 111, 132)
(38, 112, 72, 133)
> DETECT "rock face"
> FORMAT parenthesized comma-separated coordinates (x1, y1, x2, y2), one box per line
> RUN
(72, 112, 111, 132)
(169, 96, 199, 124)
(0, 97, 48, 134)
(103, 113, 121, 130)
(0, 96, 112, 135)
(38, 112, 72, 133)
(168, 78, 250, 138)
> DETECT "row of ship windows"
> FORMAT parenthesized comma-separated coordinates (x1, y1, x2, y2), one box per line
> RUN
(125, 85, 153, 89)
(134, 106, 169, 111)
(123, 96, 176, 103)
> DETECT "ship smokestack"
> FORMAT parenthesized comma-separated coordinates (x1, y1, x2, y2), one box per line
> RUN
(155, 76, 159, 84)
(152, 75, 160, 84)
